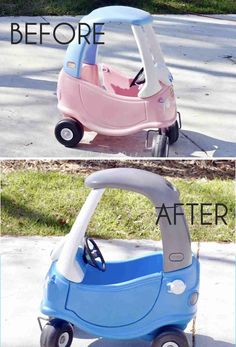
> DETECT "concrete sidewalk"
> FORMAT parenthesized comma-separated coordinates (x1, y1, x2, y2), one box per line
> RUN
(1, 237, 235, 347)
(0, 15, 236, 158)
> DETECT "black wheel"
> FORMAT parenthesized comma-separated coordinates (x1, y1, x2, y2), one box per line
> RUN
(151, 134, 169, 157)
(166, 120, 179, 145)
(55, 118, 84, 147)
(152, 328, 189, 347)
(40, 319, 73, 347)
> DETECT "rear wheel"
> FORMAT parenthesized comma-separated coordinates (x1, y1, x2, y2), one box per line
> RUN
(166, 120, 179, 145)
(40, 319, 73, 347)
(55, 118, 84, 147)
(152, 328, 189, 347)
(151, 134, 169, 157)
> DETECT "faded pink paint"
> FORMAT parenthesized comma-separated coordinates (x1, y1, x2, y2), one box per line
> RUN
(57, 64, 177, 136)
(102, 64, 139, 97)
(80, 64, 100, 86)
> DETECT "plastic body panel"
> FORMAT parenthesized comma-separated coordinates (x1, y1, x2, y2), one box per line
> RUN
(57, 68, 177, 136)
(41, 252, 200, 341)
(66, 253, 163, 327)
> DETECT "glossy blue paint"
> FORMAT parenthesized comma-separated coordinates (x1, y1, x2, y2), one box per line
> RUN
(41, 251, 200, 341)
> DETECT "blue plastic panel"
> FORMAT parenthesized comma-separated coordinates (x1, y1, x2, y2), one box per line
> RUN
(41, 254, 200, 341)
(83, 23, 104, 65)
(66, 255, 163, 327)
(63, 38, 87, 78)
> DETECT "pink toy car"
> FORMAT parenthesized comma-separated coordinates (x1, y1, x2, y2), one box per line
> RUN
(55, 6, 181, 157)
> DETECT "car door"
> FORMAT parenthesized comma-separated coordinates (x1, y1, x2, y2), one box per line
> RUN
(66, 273, 162, 327)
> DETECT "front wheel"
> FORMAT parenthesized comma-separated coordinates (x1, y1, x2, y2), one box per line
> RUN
(55, 118, 84, 148)
(151, 134, 169, 157)
(40, 319, 73, 347)
(152, 328, 189, 347)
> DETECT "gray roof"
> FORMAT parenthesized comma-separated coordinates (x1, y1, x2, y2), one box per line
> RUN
(85, 168, 180, 206)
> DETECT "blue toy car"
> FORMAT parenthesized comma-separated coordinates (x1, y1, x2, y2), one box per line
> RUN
(39, 168, 200, 347)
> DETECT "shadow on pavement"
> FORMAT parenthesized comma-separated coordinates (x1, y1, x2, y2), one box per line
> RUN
(181, 130, 236, 158)
(195, 335, 235, 347)
(68, 129, 236, 158)
(74, 328, 192, 347)
(76, 131, 186, 157)
(199, 254, 234, 265)
(78, 130, 149, 157)
(73, 329, 234, 346)
(88, 339, 150, 346)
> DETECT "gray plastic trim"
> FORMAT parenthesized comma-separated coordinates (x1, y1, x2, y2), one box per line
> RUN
(85, 168, 192, 272)
(86, 168, 179, 205)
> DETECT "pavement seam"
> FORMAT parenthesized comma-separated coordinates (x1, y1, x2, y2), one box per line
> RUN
(181, 131, 209, 157)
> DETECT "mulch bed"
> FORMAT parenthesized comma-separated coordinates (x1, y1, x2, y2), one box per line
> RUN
(1, 160, 234, 179)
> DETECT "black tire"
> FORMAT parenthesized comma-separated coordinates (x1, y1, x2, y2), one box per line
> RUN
(166, 120, 179, 145)
(55, 118, 84, 147)
(152, 328, 189, 347)
(40, 319, 73, 347)
(151, 134, 169, 157)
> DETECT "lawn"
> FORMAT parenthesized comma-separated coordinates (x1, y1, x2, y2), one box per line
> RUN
(1, 170, 234, 242)
(1, 0, 236, 16)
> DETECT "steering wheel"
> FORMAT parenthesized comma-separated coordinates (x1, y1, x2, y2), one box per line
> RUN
(83, 238, 106, 272)
(130, 67, 145, 87)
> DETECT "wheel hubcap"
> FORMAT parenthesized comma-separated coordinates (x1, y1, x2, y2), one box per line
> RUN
(58, 332, 69, 347)
(162, 343, 179, 347)
(61, 128, 73, 141)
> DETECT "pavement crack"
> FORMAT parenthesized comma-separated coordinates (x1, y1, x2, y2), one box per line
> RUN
(181, 132, 209, 157)
(223, 55, 236, 64)
(192, 318, 196, 347)
(40, 16, 50, 24)
(39, 16, 72, 41)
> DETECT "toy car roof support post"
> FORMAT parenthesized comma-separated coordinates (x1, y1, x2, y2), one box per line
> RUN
(56, 188, 105, 282)
(131, 24, 172, 98)
(63, 6, 172, 98)
(56, 168, 192, 283)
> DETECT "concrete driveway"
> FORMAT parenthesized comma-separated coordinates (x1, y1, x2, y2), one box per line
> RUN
(0, 14, 235, 158)
(1, 237, 235, 347)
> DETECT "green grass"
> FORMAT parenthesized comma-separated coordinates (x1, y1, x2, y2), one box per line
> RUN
(0, 0, 236, 16)
(1, 171, 235, 242)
